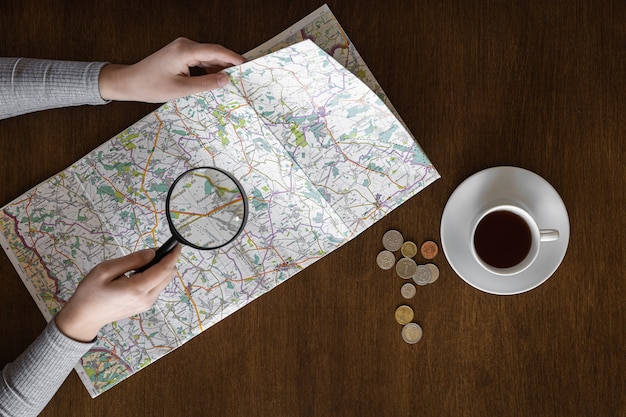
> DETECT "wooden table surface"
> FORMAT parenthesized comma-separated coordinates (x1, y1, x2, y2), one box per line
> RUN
(1, 1, 624, 416)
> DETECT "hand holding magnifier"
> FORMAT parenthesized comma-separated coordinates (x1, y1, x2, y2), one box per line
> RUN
(135, 167, 248, 273)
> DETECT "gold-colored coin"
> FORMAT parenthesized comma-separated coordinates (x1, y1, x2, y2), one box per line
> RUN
(394, 305, 414, 325)
(420, 240, 439, 259)
(401, 323, 423, 344)
(400, 241, 418, 258)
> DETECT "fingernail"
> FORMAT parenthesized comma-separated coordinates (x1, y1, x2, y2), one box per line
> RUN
(217, 73, 229, 88)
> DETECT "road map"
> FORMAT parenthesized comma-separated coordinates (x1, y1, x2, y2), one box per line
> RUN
(245, 4, 392, 112)
(0, 5, 439, 397)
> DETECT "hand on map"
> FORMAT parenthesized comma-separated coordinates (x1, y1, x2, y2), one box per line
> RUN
(55, 244, 182, 342)
(98, 37, 246, 103)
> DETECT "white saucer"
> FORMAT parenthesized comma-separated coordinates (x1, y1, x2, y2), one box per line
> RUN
(440, 166, 570, 295)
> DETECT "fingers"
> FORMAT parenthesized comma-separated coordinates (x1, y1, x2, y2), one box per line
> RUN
(171, 37, 246, 69)
(132, 243, 182, 293)
(90, 249, 156, 281)
(174, 72, 230, 96)
(147, 265, 179, 299)
(169, 38, 245, 94)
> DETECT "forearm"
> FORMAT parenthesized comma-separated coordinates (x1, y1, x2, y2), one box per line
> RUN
(0, 319, 94, 417)
(0, 58, 109, 120)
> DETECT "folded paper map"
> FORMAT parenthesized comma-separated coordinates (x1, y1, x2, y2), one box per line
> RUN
(0, 6, 439, 397)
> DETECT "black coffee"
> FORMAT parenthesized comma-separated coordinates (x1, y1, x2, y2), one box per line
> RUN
(473, 210, 532, 269)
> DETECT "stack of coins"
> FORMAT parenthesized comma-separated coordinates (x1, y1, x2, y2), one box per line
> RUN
(378, 231, 441, 288)
(377, 229, 441, 344)
(394, 305, 423, 344)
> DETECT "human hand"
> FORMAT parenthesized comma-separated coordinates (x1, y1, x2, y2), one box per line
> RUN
(98, 37, 246, 103)
(55, 245, 182, 342)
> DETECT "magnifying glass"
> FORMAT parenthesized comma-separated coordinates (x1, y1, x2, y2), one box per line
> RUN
(135, 166, 248, 273)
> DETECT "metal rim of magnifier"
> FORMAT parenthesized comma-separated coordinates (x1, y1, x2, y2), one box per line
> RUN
(164, 166, 249, 250)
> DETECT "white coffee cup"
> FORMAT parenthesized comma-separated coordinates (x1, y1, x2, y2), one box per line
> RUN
(470, 204, 559, 276)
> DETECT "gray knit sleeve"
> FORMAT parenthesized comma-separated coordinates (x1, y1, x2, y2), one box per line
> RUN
(0, 319, 94, 417)
(0, 58, 109, 120)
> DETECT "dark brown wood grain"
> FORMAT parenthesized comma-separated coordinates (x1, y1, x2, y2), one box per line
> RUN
(1, 1, 624, 416)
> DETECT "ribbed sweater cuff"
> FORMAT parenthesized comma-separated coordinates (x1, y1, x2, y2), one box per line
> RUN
(0, 58, 109, 119)
(0, 319, 94, 416)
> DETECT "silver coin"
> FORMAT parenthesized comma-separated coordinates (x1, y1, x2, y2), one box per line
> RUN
(395, 257, 417, 279)
(382, 229, 403, 252)
(401, 283, 416, 299)
(401, 323, 423, 344)
(412, 265, 432, 286)
(426, 263, 440, 283)
(376, 250, 396, 270)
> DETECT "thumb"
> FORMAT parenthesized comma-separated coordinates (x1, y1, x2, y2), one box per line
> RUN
(180, 72, 230, 94)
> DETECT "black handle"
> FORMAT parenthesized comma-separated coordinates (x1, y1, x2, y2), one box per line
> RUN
(134, 236, 179, 273)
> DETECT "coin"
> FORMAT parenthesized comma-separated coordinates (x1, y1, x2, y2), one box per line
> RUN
(395, 305, 414, 325)
(382, 229, 403, 252)
(395, 257, 417, 279)
(376, 250, 396, 270)
(401, 283, 416, 299)
(413, 264, 432, 286)
(420, 240, 439, 259)
(426, 263, 440, 283)
(401, 323, 423, 344)
(400, 241, 418, 258)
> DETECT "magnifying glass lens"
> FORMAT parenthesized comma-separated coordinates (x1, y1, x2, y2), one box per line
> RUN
(168, 168, 247, 249)
(134, 167, 247, 274)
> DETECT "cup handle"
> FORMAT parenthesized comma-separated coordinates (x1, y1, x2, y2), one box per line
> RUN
(539, 229, 559, 242)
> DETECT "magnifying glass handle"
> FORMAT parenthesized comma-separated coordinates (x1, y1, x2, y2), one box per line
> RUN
(134, 236, 179, 274)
